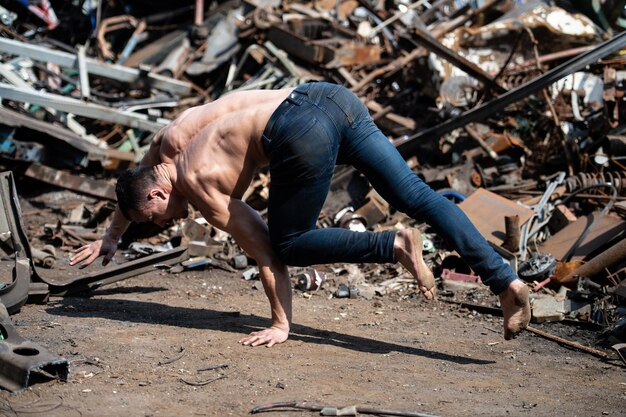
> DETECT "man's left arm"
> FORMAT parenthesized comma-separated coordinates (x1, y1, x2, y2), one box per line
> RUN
(201, 195, 292, 347)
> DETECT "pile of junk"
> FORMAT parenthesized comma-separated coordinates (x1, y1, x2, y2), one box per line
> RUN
(0, 0, 624, 390)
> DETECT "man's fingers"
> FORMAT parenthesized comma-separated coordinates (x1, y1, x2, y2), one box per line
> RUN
(72, 245, 89, 254)
(88, 252, 100, 265)
(251, 338, 266, 347)
(69, 250, 89, 265)
(239, 331, 259, 345)
(75, 252, 99, 269)
(251, 337, 275, 347)
(249, 334, 268, 347)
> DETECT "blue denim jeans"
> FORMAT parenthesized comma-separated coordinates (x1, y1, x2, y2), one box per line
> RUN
(262, 82, 516, 294)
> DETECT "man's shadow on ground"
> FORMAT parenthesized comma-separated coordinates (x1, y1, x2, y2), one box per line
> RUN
(45, 289, 495, 366)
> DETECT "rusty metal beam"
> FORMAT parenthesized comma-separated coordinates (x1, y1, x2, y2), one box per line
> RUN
(47, 245, 189, 296)
(24, 163, 117, 201)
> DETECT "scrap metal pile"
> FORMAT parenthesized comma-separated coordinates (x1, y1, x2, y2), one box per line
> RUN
(0, 0, 624, 388)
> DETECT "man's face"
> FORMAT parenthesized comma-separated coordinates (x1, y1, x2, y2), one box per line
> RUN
(132, 190, 189, 228)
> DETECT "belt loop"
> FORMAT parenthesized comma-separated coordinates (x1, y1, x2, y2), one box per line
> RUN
(287, 82, 315, 106)
(295, 82, 312, 95)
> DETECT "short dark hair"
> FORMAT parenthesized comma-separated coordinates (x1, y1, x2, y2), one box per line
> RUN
(116, 166, 158, 221)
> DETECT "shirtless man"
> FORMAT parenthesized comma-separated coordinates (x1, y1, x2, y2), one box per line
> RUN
(70, 81, 530, 347)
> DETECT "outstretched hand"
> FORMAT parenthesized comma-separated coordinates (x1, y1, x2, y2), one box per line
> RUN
(238, 326, 289, 347)
(69, 237, 118, 268)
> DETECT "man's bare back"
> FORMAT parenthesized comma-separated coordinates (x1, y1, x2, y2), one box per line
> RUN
(160, 87, 294, 200)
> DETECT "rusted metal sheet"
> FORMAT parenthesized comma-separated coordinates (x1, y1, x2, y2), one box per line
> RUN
(458, 188, 535, 247)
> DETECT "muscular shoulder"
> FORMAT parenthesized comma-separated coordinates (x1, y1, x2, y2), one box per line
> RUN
(153, 124, 187, 163)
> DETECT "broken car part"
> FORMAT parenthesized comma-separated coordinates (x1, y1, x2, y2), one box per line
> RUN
(0, 172, 42, 314)
(47, 245, 189, 296)
(518, 253, 557, 282)
(0, 304, 68, 392)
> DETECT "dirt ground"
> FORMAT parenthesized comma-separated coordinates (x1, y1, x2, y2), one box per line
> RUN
(0, 191, 624, 417)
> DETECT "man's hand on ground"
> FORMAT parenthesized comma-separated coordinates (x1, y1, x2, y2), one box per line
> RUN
(238, 326, 289, 347)
(69, 237, 118, 268)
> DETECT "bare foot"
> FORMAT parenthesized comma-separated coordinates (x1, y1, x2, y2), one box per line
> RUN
(394, 229, 436, 300)
(499, 279, 531, 340)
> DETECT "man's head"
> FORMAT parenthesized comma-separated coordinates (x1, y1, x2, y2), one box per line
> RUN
(116, 166, 189, 227)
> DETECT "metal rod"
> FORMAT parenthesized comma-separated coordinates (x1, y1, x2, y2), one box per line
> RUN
(195, 0, 204, 26)
(414, 24, 507, 94)
(503, 215, 520, 253)
(464, 124, 499, 160)
(526, 326, 608, 359)
(250, 401, 439, 417)
(77, 44, 91, 99)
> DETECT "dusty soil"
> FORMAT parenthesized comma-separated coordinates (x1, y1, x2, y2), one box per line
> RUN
(0, 190, 624, 417)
